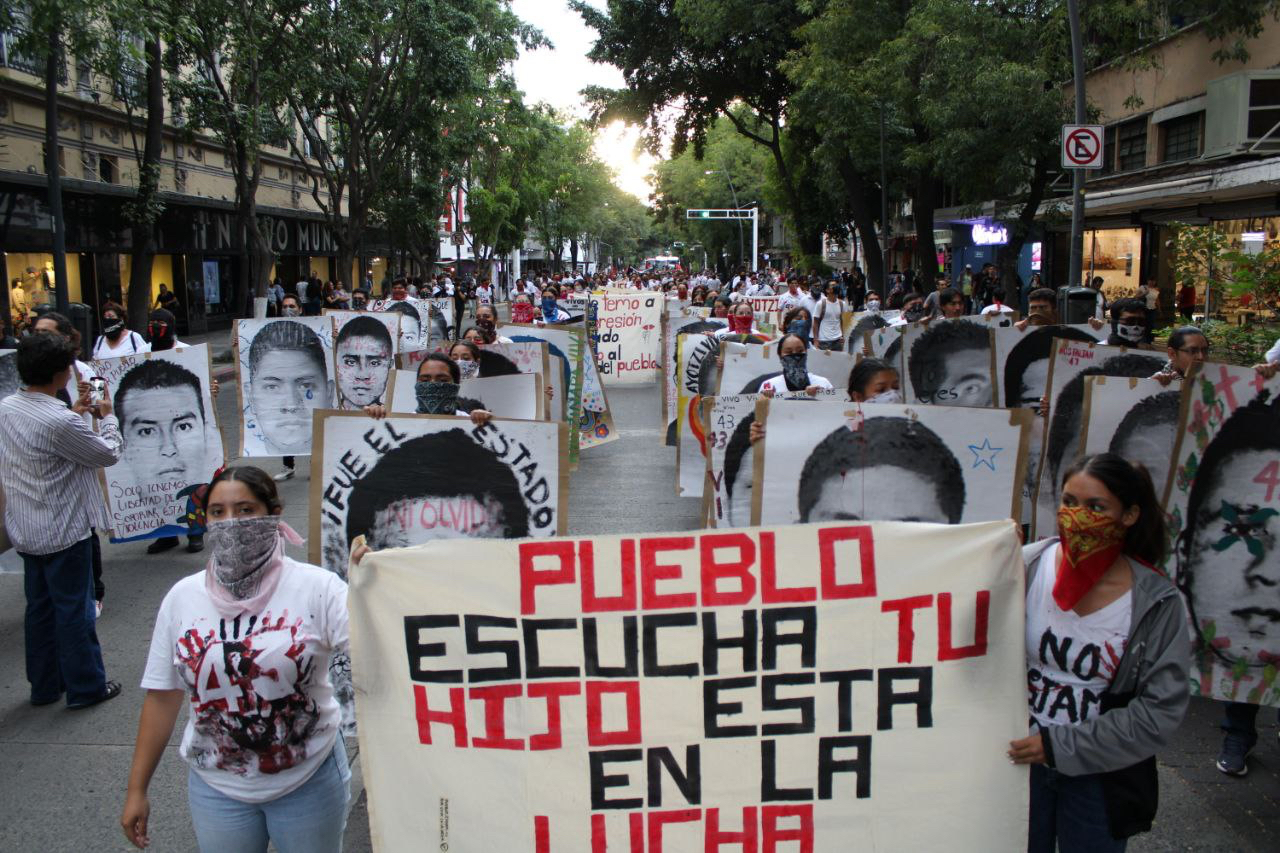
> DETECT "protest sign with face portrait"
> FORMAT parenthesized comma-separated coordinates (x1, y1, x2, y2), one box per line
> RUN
(427, 297, 455, 345)
(328, 312, 400, 411)
(389, 369, 544, 421)
(235, 318, 335, 457)
(1166, 364, 1280, 706)
(1080, 375, 1187, 502)
(1031, 340, 1165, 537)
(663, 308, 726, 446)
(591, 291, 662, 384)
(370, 297, 433, 352)
(89, 344, 224, 539)
(701, 393, 762, 528)
(675, 331, 723, 497)
(348, 520, 1029, 851)
(717, 340, 858, 398)
(901, 318, 997, 407)
(753, 398, 1032, 527)
(310, 412, 568, 581)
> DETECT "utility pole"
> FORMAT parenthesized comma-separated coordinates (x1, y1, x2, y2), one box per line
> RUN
(1067, 0, 1087, 292)
(707, 167, 744, 265)
(45, 25, 69, 314)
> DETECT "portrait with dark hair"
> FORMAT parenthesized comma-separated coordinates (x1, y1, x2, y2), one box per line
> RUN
(665, 315, 727, 444)
(675, 331, 724, 496)
(701, 394, 761, 527)
(1078, 375, 1182, 502)
(0, 350, 18, 401)
(237, 317, 334, 456)
(1033, 351, 1164, 536)
(755, 398, 1029, 527)
(91, 345, 223, 539)
(333, 315, 394, 410)
(1168, 367, 1280, 698)
(904, 319, 995, 406)
(379, 299, 424, 351)
(998, 324, 1103, 409)
(314, 413, 565, 579)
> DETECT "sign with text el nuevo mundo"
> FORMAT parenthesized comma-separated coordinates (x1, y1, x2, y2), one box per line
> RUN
(349, 521, 1028, 850)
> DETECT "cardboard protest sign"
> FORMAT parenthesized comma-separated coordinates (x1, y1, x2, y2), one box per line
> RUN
(349, 520, 1029, 851)
(861, 323, 904, 368)
(991, 323, 1106, 409)
(663, 309, 726, 446)
(754, 399, 1033, 528)
(592, 291, 662, 384)
(88, 345, 224, 541)
(234, 318, 334, 456)
(701, 393, 762, 528)
(370, 297, 436, 352)
(1080, 375, 1186, 501)
(675, 331, 723, 497)
(389, 370, 545, 421)
(900, 318, 997, 407)
(718, 341, 857, 398)
(427, 296, 456, 344)
(1165, 364, 1280, 706)
(328, 312, 400, 410)
(1031, 340, 1165, 537)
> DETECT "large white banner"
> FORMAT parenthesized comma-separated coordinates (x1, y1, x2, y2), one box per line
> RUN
(349, 521, 1029, 851)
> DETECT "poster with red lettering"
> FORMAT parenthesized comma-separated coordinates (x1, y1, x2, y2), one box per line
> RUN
(348, 521, 1029, 851)
(1166, 363, 1280, 706)
(592, 292, 663, 384)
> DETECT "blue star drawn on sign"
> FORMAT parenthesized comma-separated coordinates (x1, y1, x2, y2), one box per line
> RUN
(968, 438, 1003, 471)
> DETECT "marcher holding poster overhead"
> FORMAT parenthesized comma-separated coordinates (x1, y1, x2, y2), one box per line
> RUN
(121, 466, 350, 852)
(1013, 453, 1189, 851)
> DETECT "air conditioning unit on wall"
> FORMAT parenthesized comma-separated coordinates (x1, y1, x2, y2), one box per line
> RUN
(1204, 70, 1280, 158)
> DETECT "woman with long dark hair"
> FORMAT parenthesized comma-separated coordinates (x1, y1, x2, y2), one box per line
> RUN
(1013, 452, 1189, 852)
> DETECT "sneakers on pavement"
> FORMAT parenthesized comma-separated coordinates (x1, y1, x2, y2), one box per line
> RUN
(95, 599, 103, 619)
(274, 469, 295, 482)
(1216, 738, 1251, 776)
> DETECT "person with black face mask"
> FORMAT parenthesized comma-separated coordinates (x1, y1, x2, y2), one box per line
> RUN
(758, 334, 834, 399)
(362, 353, 493, 425)
(1106, 298, 1151, 348)
(93, 302, 150, 359)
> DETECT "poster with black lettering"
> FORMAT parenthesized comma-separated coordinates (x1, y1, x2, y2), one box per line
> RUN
(663, 309, 726, 446)
(1165, 364, 1280, 706)
(1031, 340, 1165, 538)
(235, 318, 335, 457)
(389, 369, 545, 421)
(752, 399, 1032, 528)
(1079, 375, 1187, 501)
(369, 298, 435, 352)
(900, 318, 997, 407)
(327, 312, 400, 411)
(701, 394, 763, 529)
(89, 344, 225, 541)
(591, 292, 662, 384)
(675, 331, 723, 497)
(348, 521, 1028, 851)
(991, 324, 1106, 527)
(718, 341, 857, 398)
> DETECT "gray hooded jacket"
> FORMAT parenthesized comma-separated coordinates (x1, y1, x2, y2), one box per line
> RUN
(1024, 538, 1191, 776)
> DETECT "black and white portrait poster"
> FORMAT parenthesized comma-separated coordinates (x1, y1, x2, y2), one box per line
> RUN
(235, 318, 335, 457)
(717, 340, 856, 397)
(861, 321, 904, 365)
(900, 317, 998, 407)
(426, 296, 455, 344)
(753, 398, 1032, 527)
(1031, 339, 1166, 537)
(663, 307, 725, 445)
(0, 349, 18, 402)
(675, 331, 723, 497)
(89, 344, 225, 540)
(389, 370, 544, 421)
(1165, 364, 1280, 706)
(1080, 375, 1187, 501)
(369, 298, 435, 352)
(328, 311, 400, 411)
(309, 412, 568, 581)
(700, 393, 762, 529)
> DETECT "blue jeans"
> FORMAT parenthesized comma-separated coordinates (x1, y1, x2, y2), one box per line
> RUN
(22, 537, 106, 705)
(1221, 701, 1279, 750)
(1029, 764, 1126, 853)
(188, 738, 351, 853)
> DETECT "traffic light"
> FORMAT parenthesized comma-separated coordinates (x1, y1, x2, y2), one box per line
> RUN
(699, 210, 711, 218)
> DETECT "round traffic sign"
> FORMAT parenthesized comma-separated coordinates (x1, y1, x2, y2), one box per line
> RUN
(1065, 127, 1101, 166)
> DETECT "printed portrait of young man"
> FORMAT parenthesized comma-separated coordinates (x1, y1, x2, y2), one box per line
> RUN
(334, 316, 393, 410)
(247, 320, 333, 455)
(114, 358, 211, 496)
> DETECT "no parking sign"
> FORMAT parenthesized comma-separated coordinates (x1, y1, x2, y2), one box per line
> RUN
(1061, 124, 1105, 169)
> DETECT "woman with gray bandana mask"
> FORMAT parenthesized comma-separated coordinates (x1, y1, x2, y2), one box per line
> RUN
(758, 334, 834, 399)
(362, 352, 493, 425)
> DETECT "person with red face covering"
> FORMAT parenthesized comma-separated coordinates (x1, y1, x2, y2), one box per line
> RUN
(1013, 453, 1189, 853)
(714, 302, 762, 339)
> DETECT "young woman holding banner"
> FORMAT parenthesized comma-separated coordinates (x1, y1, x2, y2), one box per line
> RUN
(1012, 453, 1189, 852)
(121, 467, 351, 852)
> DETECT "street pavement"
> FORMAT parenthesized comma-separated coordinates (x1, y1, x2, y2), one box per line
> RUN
(0, 349, 1276, 850)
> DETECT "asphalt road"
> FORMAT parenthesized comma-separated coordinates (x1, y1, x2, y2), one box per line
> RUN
(0, 371, 1274, 851)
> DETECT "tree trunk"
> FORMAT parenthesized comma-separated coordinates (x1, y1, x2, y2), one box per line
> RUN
(835, 156, 886, 295)
(997, 155, 1052, 307)
(911, 174, 939, 280)
(570, 237, 579, 272)
(45, 27, 69, 314)
(127, 36, 165, 331)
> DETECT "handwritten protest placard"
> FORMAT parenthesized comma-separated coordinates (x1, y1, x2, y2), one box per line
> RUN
(348, 520, 1028, 851)
(592, 292, 663, 384)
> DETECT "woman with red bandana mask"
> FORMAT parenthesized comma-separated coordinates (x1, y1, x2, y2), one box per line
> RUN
(1013, 453, 1189, 852)
(714, 302, 762, 339)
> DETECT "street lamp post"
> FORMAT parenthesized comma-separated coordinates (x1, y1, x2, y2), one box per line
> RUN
(705, 168, 745, 265)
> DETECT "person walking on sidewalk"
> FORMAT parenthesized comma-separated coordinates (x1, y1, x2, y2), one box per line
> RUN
(0, 332, 123, 709)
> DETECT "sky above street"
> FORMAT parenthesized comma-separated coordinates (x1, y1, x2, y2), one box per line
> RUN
(510, 0, 657, 201)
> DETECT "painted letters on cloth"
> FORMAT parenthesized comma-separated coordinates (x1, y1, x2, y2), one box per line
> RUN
(592, 292, 662, 384)
(1167, 364, 1280, 706)
(348, 521, 1028, 851)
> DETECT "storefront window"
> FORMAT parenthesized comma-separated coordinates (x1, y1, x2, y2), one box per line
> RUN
(1084, 228, 1142, 302)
